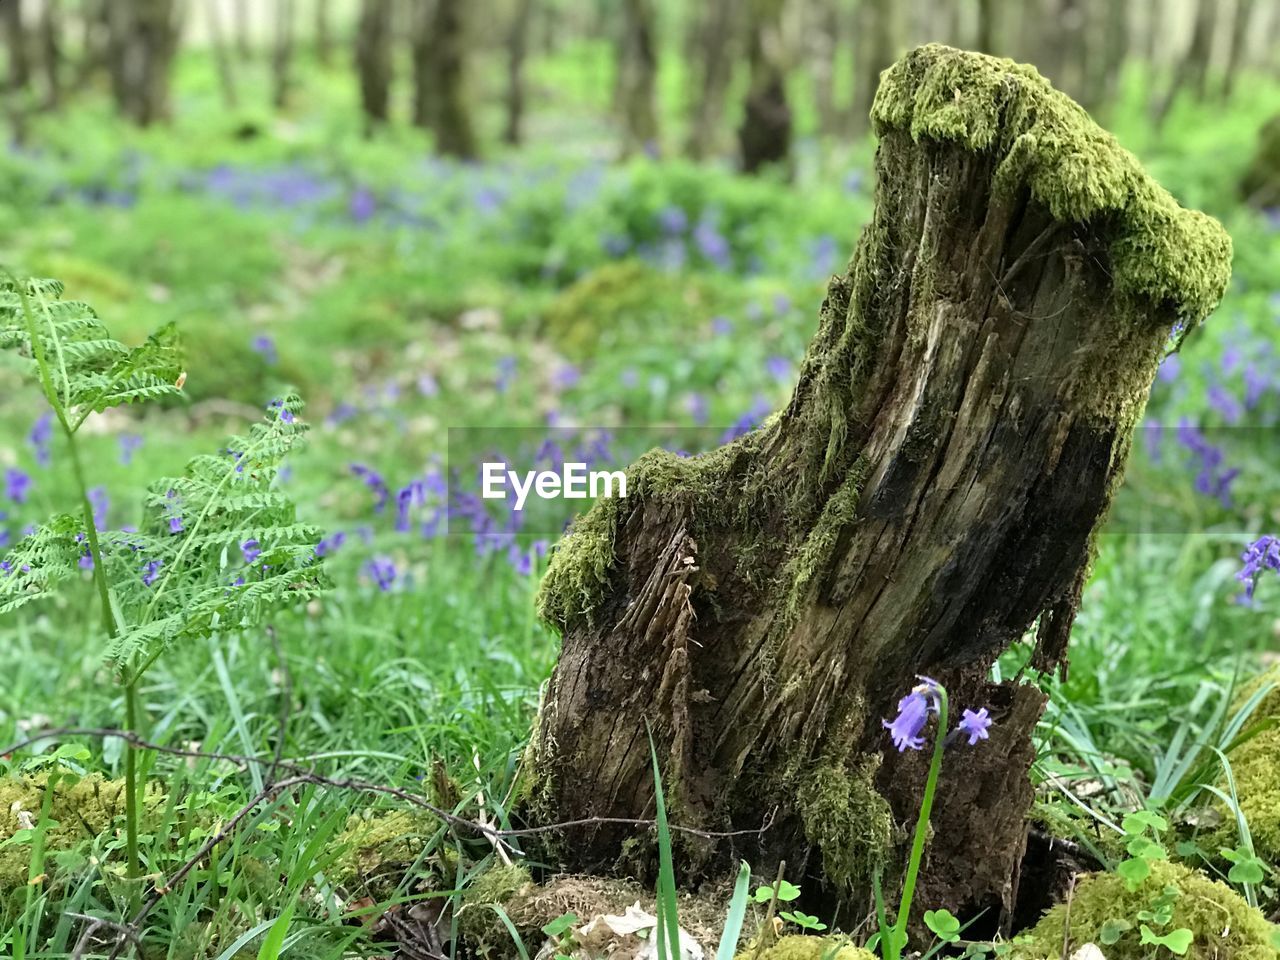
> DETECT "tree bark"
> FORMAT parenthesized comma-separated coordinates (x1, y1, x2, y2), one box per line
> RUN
(413, 0, 479, 158)
(356, 0, 393, 132)
(38, 0, 61, 108)
(1152, 0, 1216, 126)
(738, 0, 792, 175)
(315, 0, 333, 65)
(617, 0, 659, 156)
(503, 0, 535, 145)
(105, 0, 182, 126)
(524, 44, 1231, 934)
(683, 0, 737, 160)
(207, 0, 240, 109)
(3, 0, 30, 92)
(271, 0, 296, 109)
(1221, 0, 1256, 100)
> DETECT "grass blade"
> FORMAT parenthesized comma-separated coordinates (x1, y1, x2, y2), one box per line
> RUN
(715, 861, 752, 960)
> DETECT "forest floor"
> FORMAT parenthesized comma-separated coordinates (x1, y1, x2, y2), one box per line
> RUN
(0, 49, 1279, 958)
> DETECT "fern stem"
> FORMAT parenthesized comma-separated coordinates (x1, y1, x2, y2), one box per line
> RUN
(124, 680, 141, 880)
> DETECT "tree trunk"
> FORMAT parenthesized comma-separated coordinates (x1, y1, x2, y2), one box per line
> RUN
(1036, 0, 1087, 103)
(1152, 0, 1216, 126)
(617, 0, 659, 155)
(271, 0, 296, 109)
(849, 0, 897, 135)
(3, 0, 30, 92)
(38, 0, 61, 108)
(207, 0, 240, 109)
(524, 44, 1231, 934)
(106, 0, 182, 126)
(503, 0, 535, 145)
(738, 0, 791, 175)
(1221, 0, 1256, 100)
(414, 0, 478, 158)
(233, 0, 251, 56)
(975, 0, 998, 53)
(356, 0, 393, 132)
(806, 0, 841, 138)
(683, 0, 737, 159)
(315, 0, 332, 65)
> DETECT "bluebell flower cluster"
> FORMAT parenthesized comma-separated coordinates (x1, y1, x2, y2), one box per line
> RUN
(29, 412, 52, 467)
(1236, 535, 1280, 604)
(883, 676, 994, 752)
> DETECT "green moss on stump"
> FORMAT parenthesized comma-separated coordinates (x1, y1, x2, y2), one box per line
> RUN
(874, 44, 1231, 324)
(1013, 862, 1279, 960)
(736, 935, 877, 960)
(796, 758, 894, 895)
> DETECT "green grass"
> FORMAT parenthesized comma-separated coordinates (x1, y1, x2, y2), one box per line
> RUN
(0, 35, 1279, 960)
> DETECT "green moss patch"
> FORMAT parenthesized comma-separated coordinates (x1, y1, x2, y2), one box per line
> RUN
(873, 44, 1231, 326)
(1214, 665, 1280, 867)
(1014, 862, 1278, 960)
(736, 935, 877, 960)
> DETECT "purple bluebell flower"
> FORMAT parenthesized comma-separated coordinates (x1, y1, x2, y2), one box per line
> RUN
(417, 373, 439, 397)
(88, 486, 109, 529)
(1207, 384, 1243, 424)
(118, 433, 144, 466)
(315, 530, 346, 557)
(1156, 354, 1181, 384)
(1243, 363, 1272, 409)
(602, 234, 631, 258)
(693, 219, 731, 269)
(657, 205, 688, 235)
(349, 185, 376, 223)
(141, 559, 162, 587)
(711, 316, 732, 336)
(268, 398, 295, 424)
(251, 334, 278, 366)
(552, 364, 581, 391)
(366, 555, 398, 592)
(5, 468, 32, 504)
(396, 479, 426, 533)
(496, 356, 518, 394)
(1175, 418, 1239, 507)
(957, 708, 992, 745)
(76, 534, 94, 570)
(29, 412, 52, 467)
(164, 488, 184, 533)
(883, 679, 941, 752)
(773, 293, 792, 316)
(241, 538, 261, 564)
(766, 355, 793, 383)
(1236, 535, 1280, 604)
(350, 463, 389, 512)
(686, 392, 709, 426)
(719, 397, 772, 444)
(326, 402, 359, 427)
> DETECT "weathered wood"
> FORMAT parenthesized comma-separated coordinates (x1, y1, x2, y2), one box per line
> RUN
(523, 45, 1231, 932)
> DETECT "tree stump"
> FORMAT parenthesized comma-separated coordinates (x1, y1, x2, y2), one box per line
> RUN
(523, 45, 1231, 932)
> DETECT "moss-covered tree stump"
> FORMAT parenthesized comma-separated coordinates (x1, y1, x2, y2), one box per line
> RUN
(523, 44, 1232, 932)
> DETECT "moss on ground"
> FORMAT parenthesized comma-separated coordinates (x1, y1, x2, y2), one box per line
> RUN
(736, 935, 877, 960)
(0, 773, 163, 893)
(873, 44, 1231, 325)
(331, 809, 437, 889)
(796, 758, 895, 895)
(1013, 861, 1279, 960)
(1213, 665, 1280, 868)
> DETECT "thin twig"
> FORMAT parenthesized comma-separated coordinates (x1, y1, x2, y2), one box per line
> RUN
(68, 912, 147, 960)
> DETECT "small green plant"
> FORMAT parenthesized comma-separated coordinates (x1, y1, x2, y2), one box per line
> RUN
(1100, 813, 1195, 954)
(0, 274, 328, 882)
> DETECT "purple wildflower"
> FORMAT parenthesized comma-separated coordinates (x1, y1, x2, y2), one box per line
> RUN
(719, 396, 772, 444)
(657, 205, 688, 235)
(957, 708, 993, 745)
(315, 530, 347, 557)
(396, 479, 426, 533)
(118, 433, 144, 466)
(552, 364, 581, 391)
(417, 373, 439, 397)
(88, 486, 109, 528)
(1156, 354, 1181, 384)
(251, 334, 278, 366)
(5, 468, 32, 504)
(141, 559, 162, 587)
(350, 463, 389, 512)
(349, 185, 376, 223)
(29, 412, 52, 467)
(766, 355, 793, 383)
(496, 356, 518, 394)
(241, 538, 261, 564)
(1236, 535, 1280, 604)
(366, 555, 397, 592)
(883, 679, 940, 752)
(693, 219, 731, 269)
(1207, 384, 1243, 424)
(711, 316, 732, 336)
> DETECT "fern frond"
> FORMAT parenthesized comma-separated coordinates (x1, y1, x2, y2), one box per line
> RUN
(0, 515, 84, 614)
(0, 277, 183, 425)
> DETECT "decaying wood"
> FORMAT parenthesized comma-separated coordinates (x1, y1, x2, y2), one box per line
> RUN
(523, 45, 1231, 933)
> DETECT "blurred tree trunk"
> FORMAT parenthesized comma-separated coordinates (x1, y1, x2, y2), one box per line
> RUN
(975, 0, 998, 53)
(207, 0, 240, 109)
(233, 0, 251, 56)
(524, 44, 1228, 930)
(684, 0, 737, 159)
(849, 0, 898, 135)
(315, 0, 333, 65)
(413, 0, 479, 158)
(356, 0, 393, 132)
(617, 0, 659, 155)
(271, 0, 296, 109)
(1094, 0, 1130, 109)
(504, 0, 535, 145)
(738, 0, 791, 174)
(1152, 0, 1216, 126)
(806, 0, 842, 138)
(1221, 0, 1256, 99)
(1036, 0, 1087, 103)
(106, 0, 182, 126)
(38, 0, 62, 108)
(3, 0, 31, 92)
